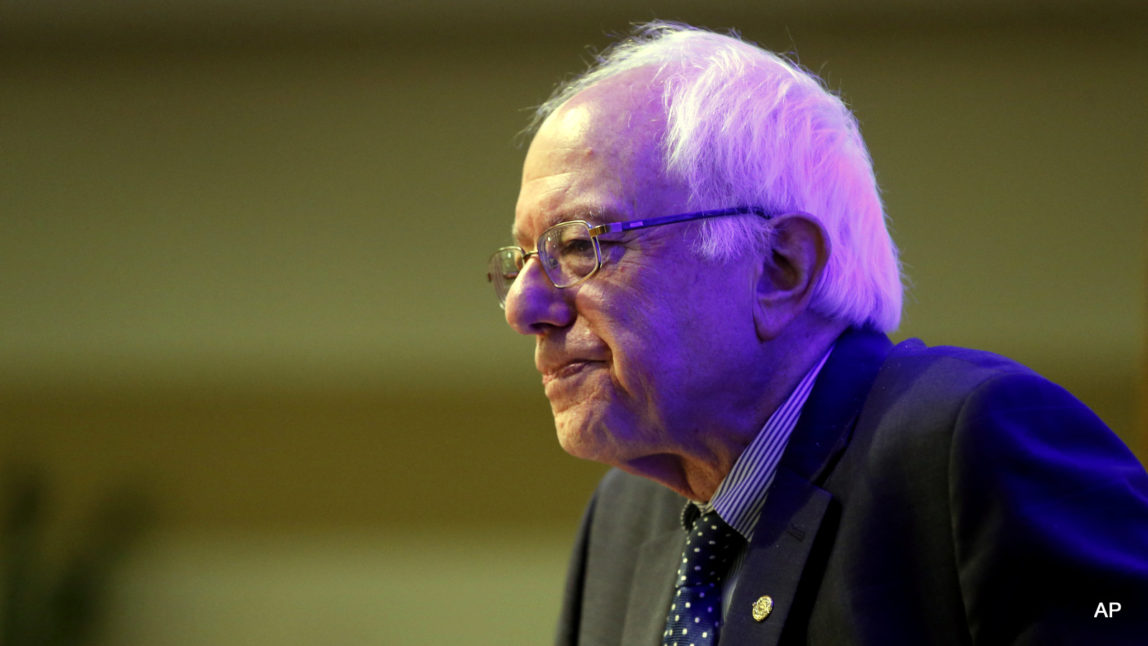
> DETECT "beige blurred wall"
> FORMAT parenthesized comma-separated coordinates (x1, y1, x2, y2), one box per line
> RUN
(2, 4, 1145, 644)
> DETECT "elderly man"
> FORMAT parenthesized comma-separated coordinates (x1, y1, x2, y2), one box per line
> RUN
(487, 22, 1148, 646)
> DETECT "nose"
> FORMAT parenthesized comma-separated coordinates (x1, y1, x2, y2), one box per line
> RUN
(504, 255, 575, 335)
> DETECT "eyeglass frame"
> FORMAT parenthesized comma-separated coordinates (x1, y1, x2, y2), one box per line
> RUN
(487, 206, 775, 308)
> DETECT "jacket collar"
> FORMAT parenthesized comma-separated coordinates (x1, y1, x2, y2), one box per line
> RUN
(779, 326, 893, 483)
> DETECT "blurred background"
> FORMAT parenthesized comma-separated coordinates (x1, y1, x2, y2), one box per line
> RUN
(1, 1, 1145, 644)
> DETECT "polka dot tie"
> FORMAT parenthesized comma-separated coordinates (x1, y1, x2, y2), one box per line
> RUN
(662, 510, 743, 646)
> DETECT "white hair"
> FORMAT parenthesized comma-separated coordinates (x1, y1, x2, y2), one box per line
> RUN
(531, 21, 903, 332)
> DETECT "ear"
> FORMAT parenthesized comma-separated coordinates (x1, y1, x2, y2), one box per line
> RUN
(752, 214, 831, 341)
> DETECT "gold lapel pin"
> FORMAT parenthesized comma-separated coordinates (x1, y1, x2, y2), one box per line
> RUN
(752, 595, 774, 622)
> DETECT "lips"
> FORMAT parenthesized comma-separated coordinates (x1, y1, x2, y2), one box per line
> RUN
(541, 359, 597, 387)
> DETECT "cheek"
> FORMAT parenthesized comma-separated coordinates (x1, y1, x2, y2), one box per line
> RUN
(602, 321, 694, 413)
(576, 268, 709, 390)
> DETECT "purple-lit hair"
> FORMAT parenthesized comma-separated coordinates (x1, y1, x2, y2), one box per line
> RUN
(531, 22, 904, 332)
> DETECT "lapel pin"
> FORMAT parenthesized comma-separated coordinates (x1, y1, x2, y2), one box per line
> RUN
(752, 595, 774, 622)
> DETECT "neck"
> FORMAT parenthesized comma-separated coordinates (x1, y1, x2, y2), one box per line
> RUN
(625, 316, 848, 501)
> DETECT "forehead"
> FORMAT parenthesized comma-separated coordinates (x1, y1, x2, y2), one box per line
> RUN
(513, 75, 686, 243)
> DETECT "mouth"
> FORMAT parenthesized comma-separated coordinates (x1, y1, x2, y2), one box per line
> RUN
(541, 360, 601, 388)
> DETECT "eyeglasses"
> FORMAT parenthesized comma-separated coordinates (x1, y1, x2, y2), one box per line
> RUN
(486, 206, 772, 308)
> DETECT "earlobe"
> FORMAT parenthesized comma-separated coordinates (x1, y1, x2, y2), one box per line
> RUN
(752, 214, 830, 340)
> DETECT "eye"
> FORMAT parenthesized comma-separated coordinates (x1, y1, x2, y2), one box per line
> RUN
(558, 238, 595, 255)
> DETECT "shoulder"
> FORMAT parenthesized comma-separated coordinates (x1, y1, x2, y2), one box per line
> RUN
(859, 335, 1135, 471)
(861, 338, 1092, 435)
(818, 338, 1148, 642)
(834, 337, 1134, 515)
(880, 337, 1042, 394)
(876, 343, 1148, 641)
(851, 338, 1146, 558)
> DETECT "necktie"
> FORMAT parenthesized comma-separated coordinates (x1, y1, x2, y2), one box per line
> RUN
(662, 510, 744, 646)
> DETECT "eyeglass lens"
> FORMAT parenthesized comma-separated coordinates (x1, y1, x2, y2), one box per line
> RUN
(539, 222, 599, 286)
(488, 221, 601, 306)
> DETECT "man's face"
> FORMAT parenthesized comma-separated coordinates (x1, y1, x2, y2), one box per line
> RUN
(505, 81, 764, 482)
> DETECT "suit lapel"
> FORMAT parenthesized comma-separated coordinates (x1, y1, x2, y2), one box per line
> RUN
(723, 467, 833, 643)
(723, 328, 893, 644)
(621, 527, 687, 645)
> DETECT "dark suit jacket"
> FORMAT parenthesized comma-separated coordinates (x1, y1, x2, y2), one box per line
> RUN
(556, 328, 1148, 645)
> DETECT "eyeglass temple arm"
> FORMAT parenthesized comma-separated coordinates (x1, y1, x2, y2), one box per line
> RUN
(588, 206, 771, 235)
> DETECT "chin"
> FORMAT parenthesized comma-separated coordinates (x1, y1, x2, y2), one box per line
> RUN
(554, 418, 597, 461)
(553, 411, 616, 465)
